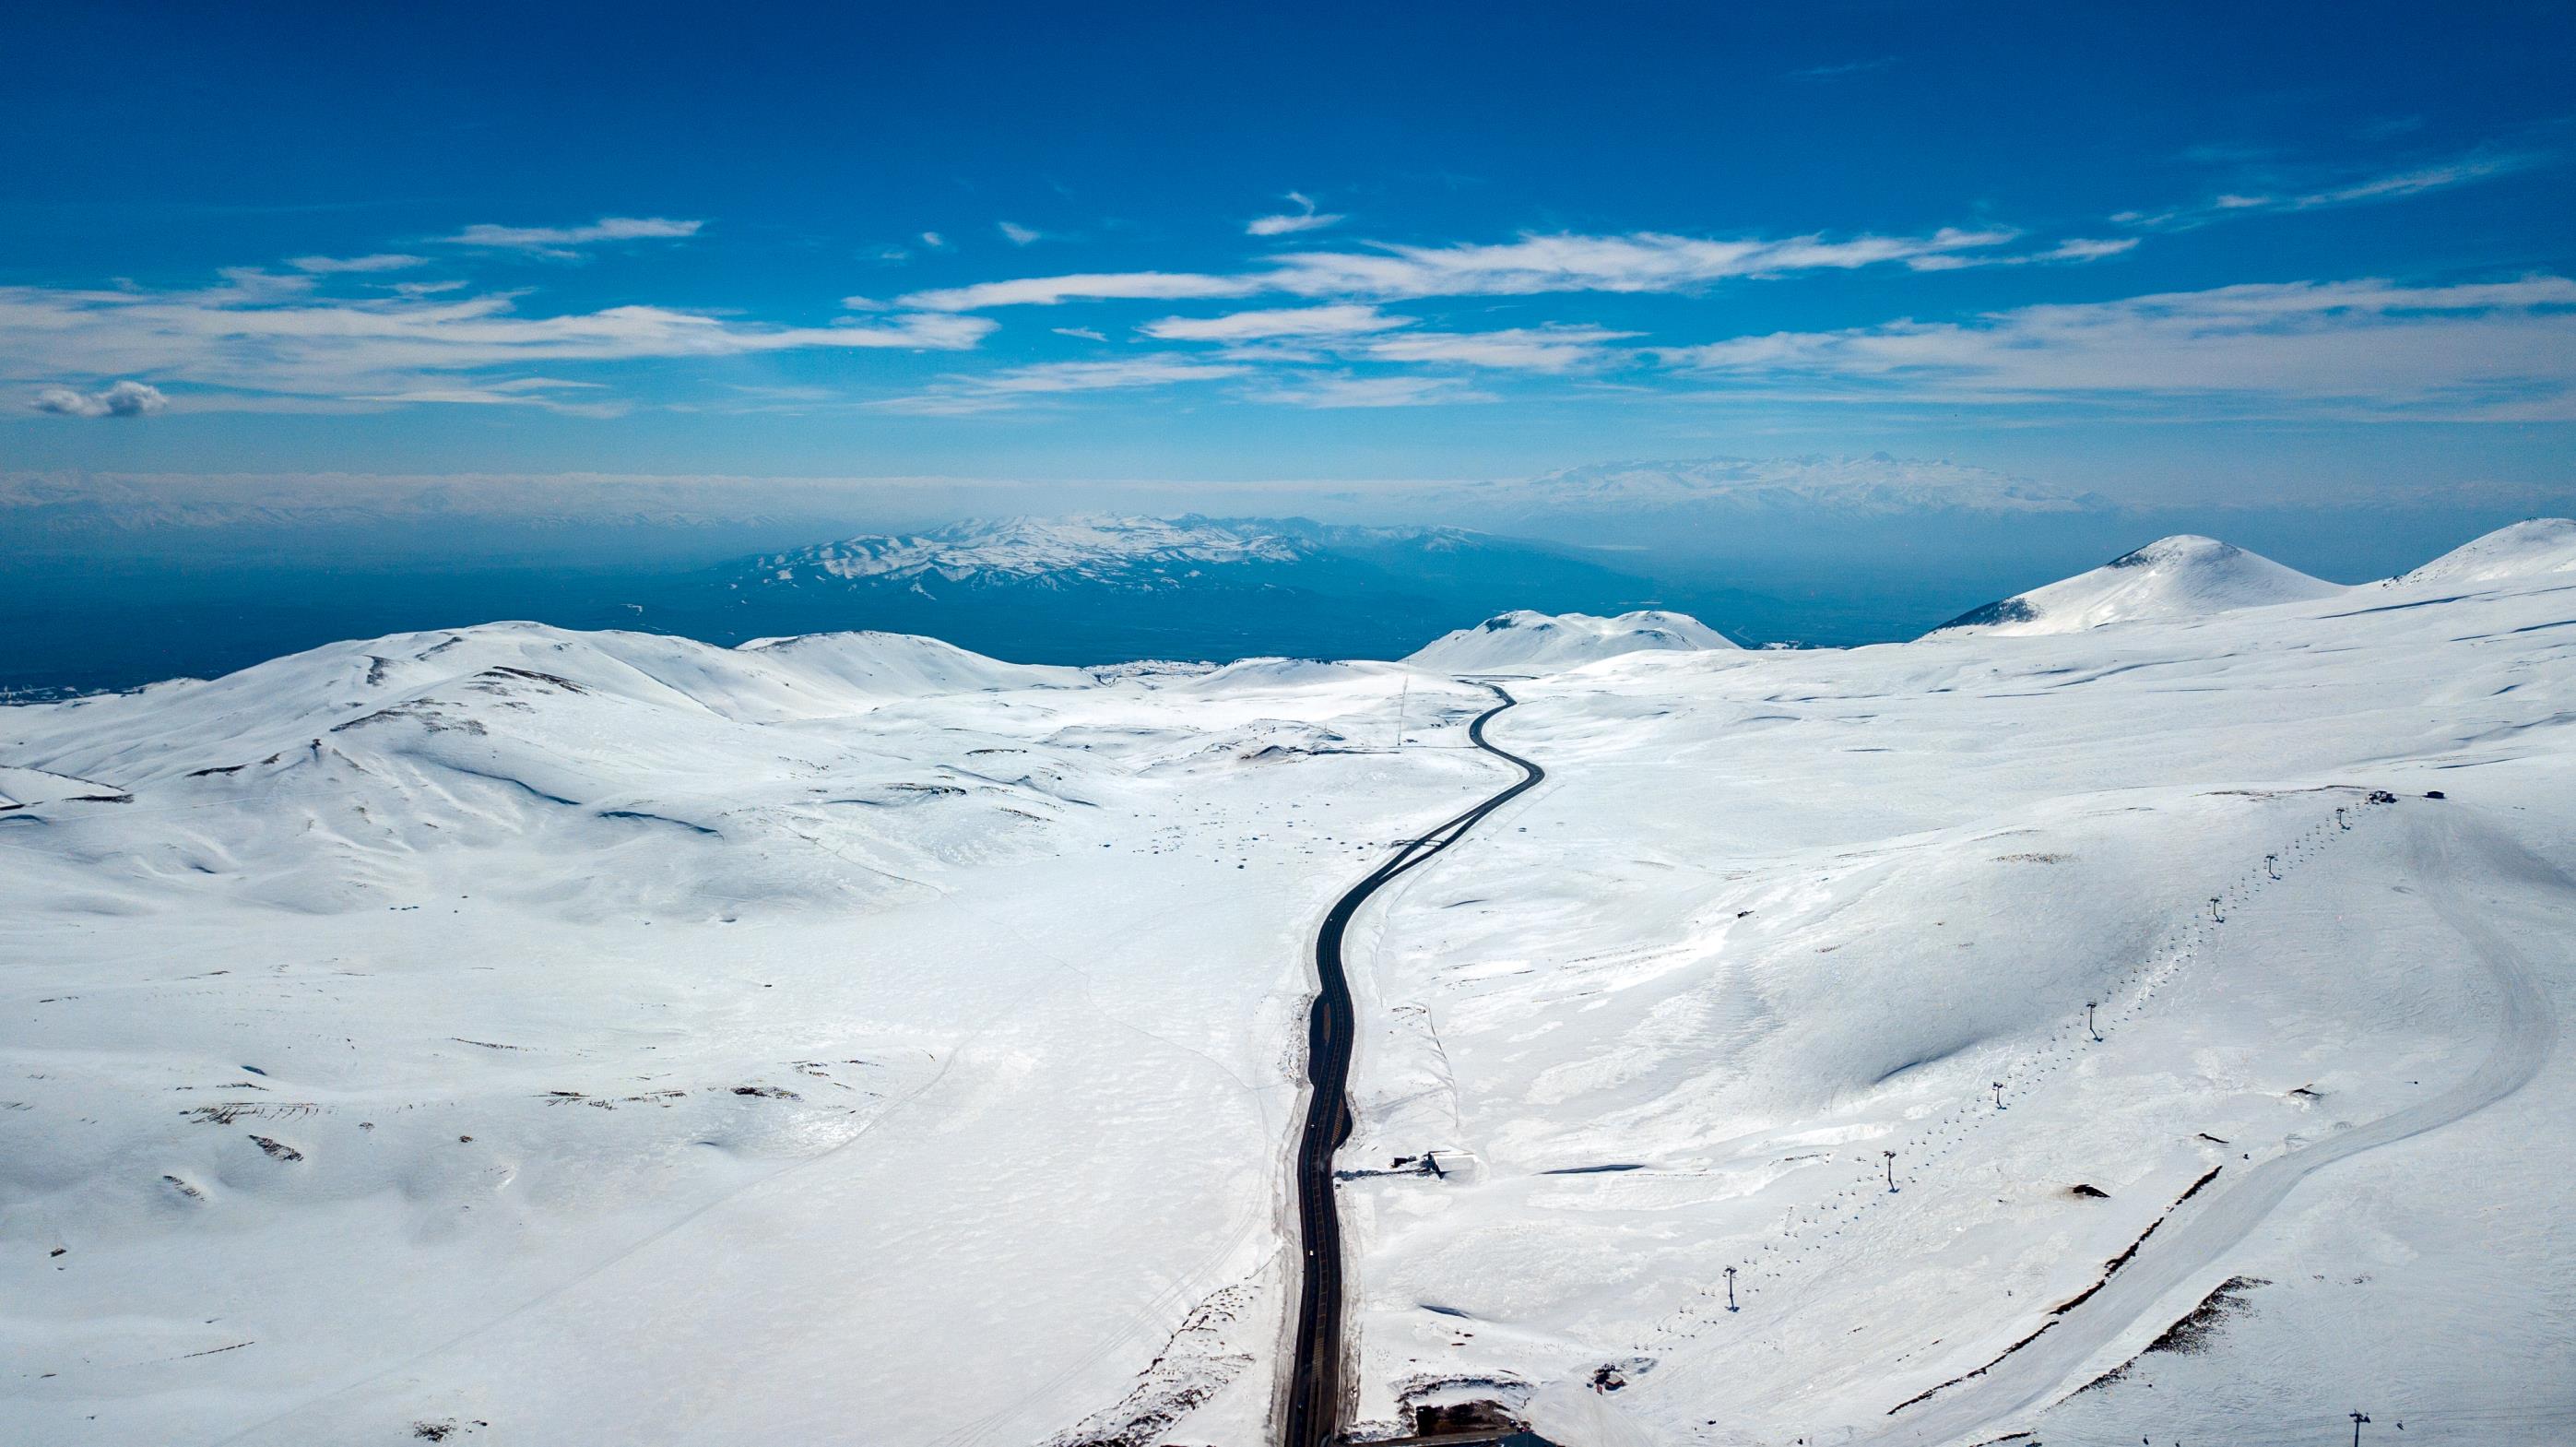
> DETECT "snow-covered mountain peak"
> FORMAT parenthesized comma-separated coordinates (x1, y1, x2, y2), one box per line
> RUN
(1404, 608, 1738, 673)
(1931, 534, 2345, 637)
(2102, 533, 2239, 567)
(2391, 517, 2576, 588)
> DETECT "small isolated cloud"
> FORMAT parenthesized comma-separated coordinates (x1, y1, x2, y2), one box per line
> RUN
(1051, 326, 1108, 341)
(998, 221, 1045, 246)
(919, 231, 950, 250)
(288, 253, 427, 274)
(1247, 192, 1344, 237)
(434, 216, 703, 257)
(1140, 303, 1407, 342)
(30, 380, 169, 418)
(1242, 374, 1495, 409)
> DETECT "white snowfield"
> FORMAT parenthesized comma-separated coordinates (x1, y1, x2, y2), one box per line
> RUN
(2, 522, 2571, 1447)
(1406, 610, 1739, 674)
(1928, 534, 2347, 637)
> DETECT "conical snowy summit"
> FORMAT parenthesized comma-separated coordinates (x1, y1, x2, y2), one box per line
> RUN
(1405, 608, 1737, 673)
(1929, 535, 2344, 637)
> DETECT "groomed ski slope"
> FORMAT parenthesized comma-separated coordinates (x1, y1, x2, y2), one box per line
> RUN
(2, 522, 2571, 1447)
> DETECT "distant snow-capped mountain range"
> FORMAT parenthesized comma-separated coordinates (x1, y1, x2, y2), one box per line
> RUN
(686, 514, 1670, 670)
(745, 515, 1499, 593)
(727, 514, 1637, 603)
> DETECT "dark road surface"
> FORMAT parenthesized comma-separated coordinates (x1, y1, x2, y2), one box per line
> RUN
(1284, 685, 1546, 1447)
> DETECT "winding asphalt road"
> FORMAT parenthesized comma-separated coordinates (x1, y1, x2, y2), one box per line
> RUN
(1283, 684, 1546, 1447)
(1872, 812, 2563, 1447)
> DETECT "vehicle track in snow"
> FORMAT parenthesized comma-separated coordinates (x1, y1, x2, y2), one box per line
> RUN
(1283, 684, 1544, 1447)
(1869, 811, 2564, 1447)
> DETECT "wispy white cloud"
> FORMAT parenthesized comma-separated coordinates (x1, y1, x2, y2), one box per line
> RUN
(1657, 275, 2576, 420)
(902, 226, 2018, 311)
(907, 270, 1254, 309)
(873, 355, 1251, 414)
(433, 216, 703, 257)
(1050, 326, 1108, 341)
(287, 253, 427, 274)
(0, 268, 993, 409)
(29, 380, 168, 418)
(1238, 374, 1496, 409)
(998, 221, 1045, 245)
(1908, 236, 2138, 271)
(1359, 324, 1636, 373)
(2114, 149, 2550, 231)
(1786, 56, 1897, 80)
(1139, 304, 1634, 374)
(345, 377, 627, 417)
(2294, 154, 2536, 207)
(1139, 303, 1407, 342)
(1247, 192, 1344, 237)
(2042, 238, 2142, 262)
(919, 231, 950, 250)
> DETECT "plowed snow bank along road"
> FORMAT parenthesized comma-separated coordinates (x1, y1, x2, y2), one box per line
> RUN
(1872, 811, 2565, 1447)
(1285, 685, 1545, 1447)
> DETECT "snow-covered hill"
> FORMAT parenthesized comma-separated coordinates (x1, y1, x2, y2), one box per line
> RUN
(2388, 516, 2576, 588)
(1405, 608, 1738, 673)
(4, 523, 2572, 1447)
(1929, 534, 2347, 636)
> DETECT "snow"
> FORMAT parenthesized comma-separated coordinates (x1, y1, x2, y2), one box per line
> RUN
(5, 521, 2573, 1447)
(2387, 516, 2576, 588)
(1406, 610, 1739, 674)
(1928, 534, 2348, 637)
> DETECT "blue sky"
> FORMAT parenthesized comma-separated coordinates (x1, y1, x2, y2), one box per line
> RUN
(6, 1, 2573, 505)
